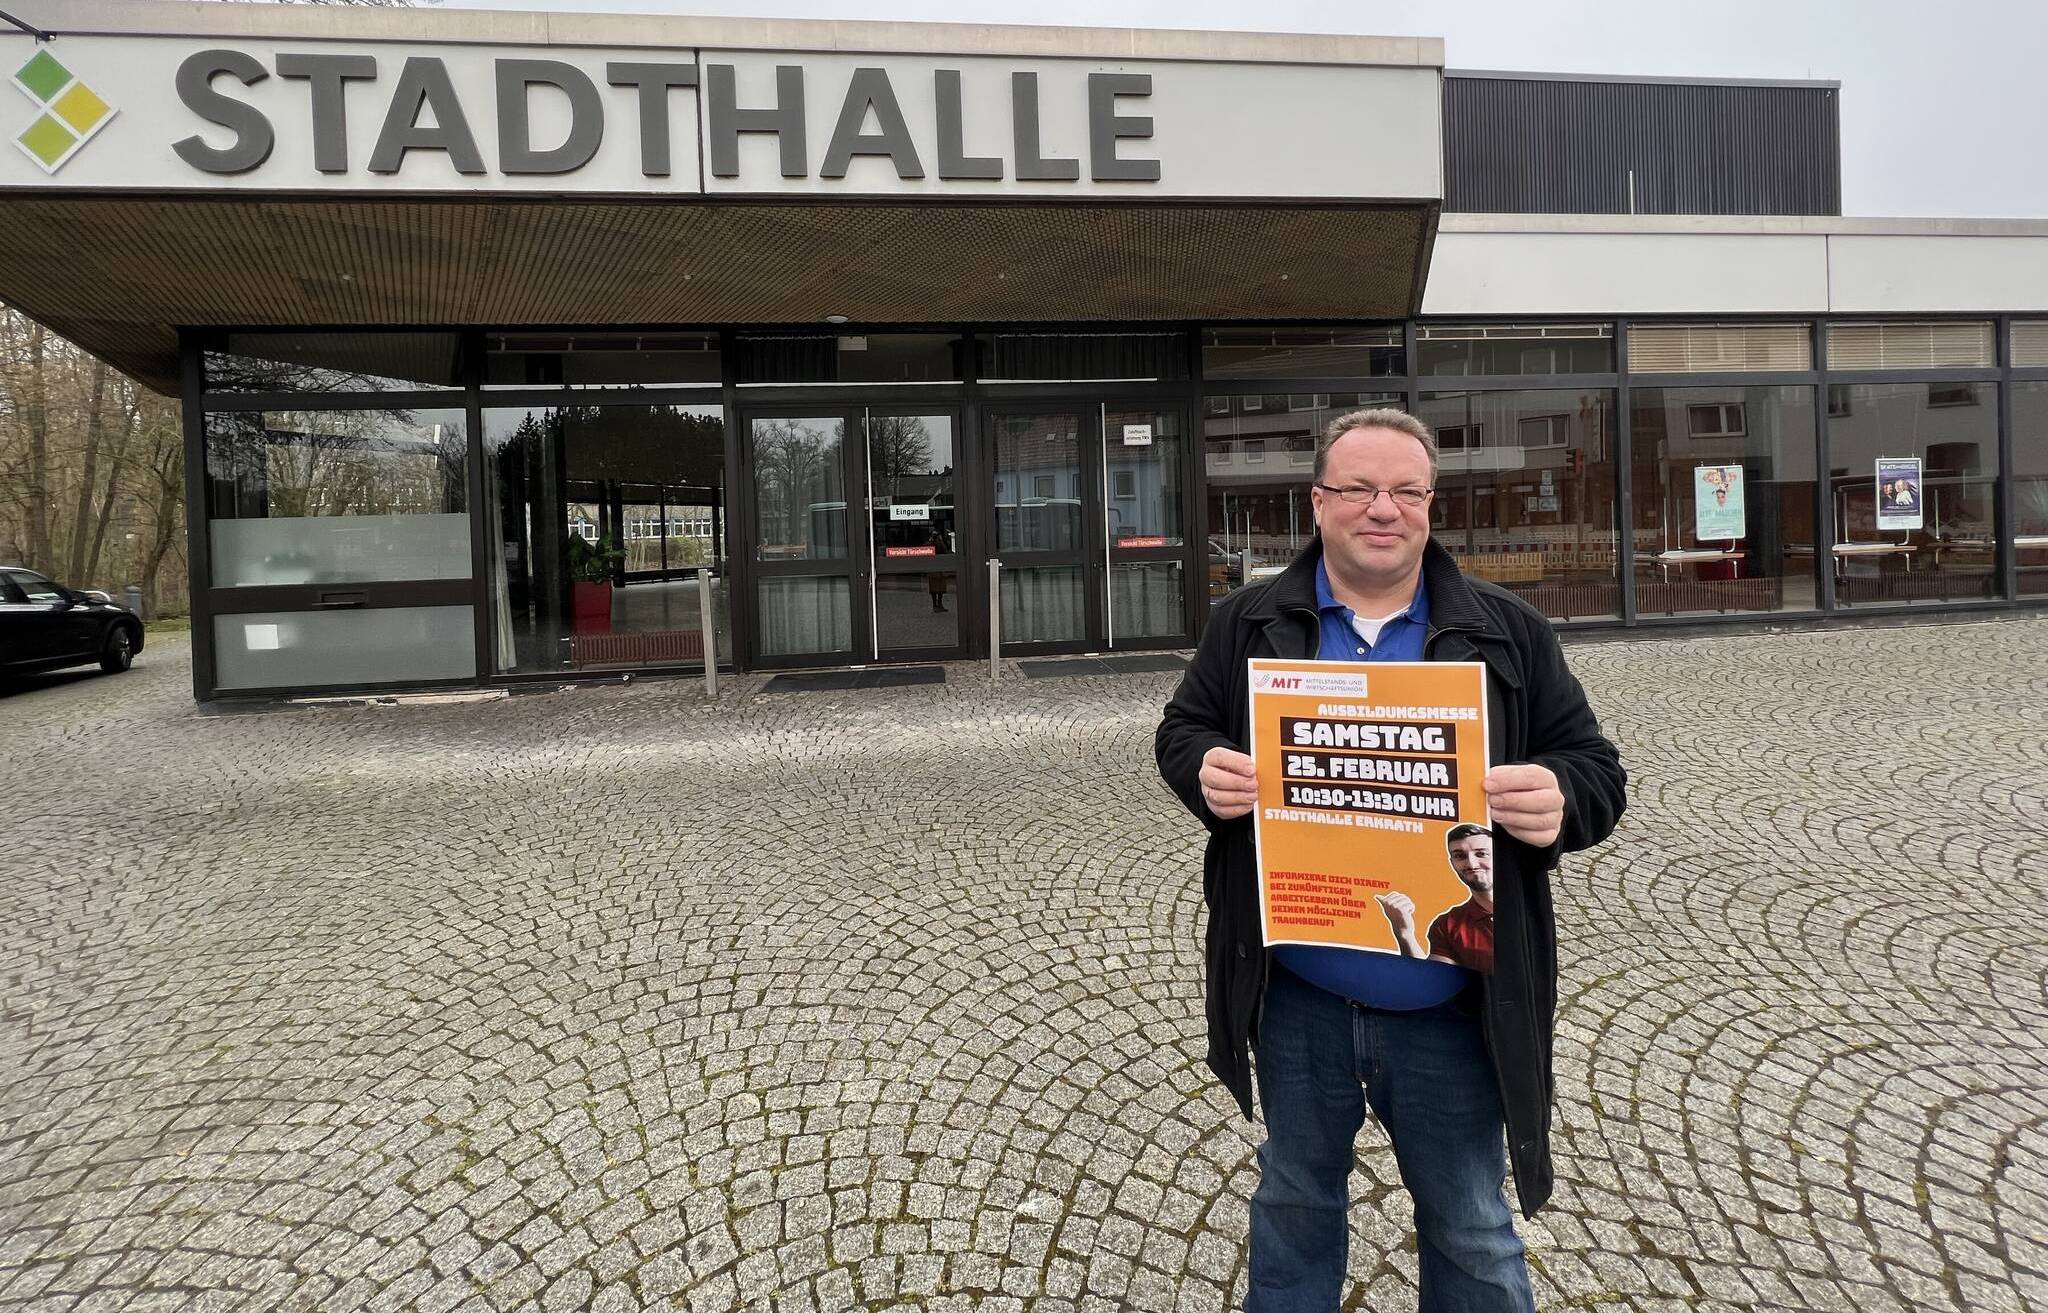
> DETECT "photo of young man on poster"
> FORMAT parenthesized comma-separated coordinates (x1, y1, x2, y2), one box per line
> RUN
(1372, 822, 1496, 973)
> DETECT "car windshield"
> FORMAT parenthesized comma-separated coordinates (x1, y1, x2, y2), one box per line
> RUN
(6, 570, 62, 603)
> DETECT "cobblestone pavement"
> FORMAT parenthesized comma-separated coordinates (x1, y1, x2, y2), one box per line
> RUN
(3, 616, 2046, 1313)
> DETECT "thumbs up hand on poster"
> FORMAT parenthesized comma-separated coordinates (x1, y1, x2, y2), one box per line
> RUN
(1199, 746, 1260, 820)
(1483, 763, 1566, 847)
(1374, 893, 1429, 958)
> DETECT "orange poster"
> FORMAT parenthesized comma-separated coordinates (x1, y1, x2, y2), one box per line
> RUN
(1248, 658, 1494, 967)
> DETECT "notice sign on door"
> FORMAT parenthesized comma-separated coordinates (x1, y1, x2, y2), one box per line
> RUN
(889, 503, 931, 522)
(1248, 658, 1494, 968)
(1122, 423, 1154, 446)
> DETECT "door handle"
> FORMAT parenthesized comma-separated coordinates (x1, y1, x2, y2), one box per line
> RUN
(313, 591, 367, 609)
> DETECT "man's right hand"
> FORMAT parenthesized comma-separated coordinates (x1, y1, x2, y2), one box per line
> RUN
(1199, 746, 1259, 820)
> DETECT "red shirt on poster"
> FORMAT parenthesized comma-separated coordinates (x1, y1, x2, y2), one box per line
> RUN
(1428, 900, 1494, 974)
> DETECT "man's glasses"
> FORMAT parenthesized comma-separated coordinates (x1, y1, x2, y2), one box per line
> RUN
(1314, 483, 1435, 508)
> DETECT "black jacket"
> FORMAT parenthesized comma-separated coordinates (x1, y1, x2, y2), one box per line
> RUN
(1154, 538, 1627, 1216)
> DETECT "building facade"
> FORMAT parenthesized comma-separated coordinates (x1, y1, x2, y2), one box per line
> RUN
(2, 2, 2044, 700)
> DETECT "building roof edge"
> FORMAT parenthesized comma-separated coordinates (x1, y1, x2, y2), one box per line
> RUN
(1439, 214, 2048, 237)
(8, 0, 1444, 67)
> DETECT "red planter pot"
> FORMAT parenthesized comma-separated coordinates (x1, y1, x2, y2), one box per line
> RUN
(572, 580, 613, 634)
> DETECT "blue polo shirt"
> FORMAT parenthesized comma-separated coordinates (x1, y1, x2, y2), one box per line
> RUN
(1271, 560, 1470, 1010)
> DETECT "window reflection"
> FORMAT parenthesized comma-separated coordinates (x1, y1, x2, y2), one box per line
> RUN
(204, 408, 469, 587)
(1105, 408, 1183, 547)
(1202, 392, 1399, 601)
(1629, 386, 1818, 615)
(992, 413, 1083, 554)
(867, 414, 956, 561)
(1827, 383, 2000, 605)
(205, 332, 463, 393)
(1416, 390, 1619, 621)
(751, 416, 847, 561)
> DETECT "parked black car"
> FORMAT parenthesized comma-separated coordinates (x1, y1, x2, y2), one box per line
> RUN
(0, 566, 144, 678)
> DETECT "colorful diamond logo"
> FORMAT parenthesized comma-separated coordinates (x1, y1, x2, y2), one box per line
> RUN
(12, 49, 117, 175)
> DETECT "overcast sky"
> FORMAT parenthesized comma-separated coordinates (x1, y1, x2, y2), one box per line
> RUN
(417, 0, 2048, 218)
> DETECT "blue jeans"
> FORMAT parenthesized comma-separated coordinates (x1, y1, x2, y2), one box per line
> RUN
(1245, 964, 1535, 1313)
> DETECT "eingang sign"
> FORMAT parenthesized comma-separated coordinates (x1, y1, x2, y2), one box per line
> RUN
(0, 36, 1442, 200)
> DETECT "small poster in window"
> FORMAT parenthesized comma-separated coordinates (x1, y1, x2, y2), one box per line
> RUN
(1693, 465, 1746, 540)
(1876, 457, 1923, 531)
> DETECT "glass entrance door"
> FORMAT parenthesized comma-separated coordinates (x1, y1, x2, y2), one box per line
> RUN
(484, 402, 729, 676)
(1103, 404, 1190, 645)
(864, 410, 963, 660)
(986, 401, 1191, 654)
(745, 407, 964, 666)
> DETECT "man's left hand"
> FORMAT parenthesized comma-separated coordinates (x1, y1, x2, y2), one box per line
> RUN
(1483, 762, 1565, 848)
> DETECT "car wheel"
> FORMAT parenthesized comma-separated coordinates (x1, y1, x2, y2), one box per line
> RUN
(100, 626, 135, 674)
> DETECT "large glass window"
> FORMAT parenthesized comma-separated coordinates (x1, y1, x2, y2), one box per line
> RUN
(1203, 393, 1399, 601)
(485, 404, 729, 674)
(2010, 382, 2048, 598)
(750, 416, 846, 562)
(1826, 383, 2000, 605)
(1105, 409, 1184, 548)
(204, 408, 469, 587)
(992, 413, 1083, 554)
(205, 332, 464, 393)
(1629, 386, 1819, 616)
(1201, 328, 1403, 379)
(1418, 323, 1614, 377)
(1416, 389, 1620, 620)
(867, 414, 957, 558)
(485, 332, 721, 388)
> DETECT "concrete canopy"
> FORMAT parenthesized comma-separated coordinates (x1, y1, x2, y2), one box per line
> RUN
(0, 194, 1436, 394)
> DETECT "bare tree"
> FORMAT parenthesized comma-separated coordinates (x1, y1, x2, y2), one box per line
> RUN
(867, 415, 936, 493)
(128, 395, 186, 620)
(83, 379, 143, 584)
(1, 304, 185, 610)
(65, 358, 109, 584)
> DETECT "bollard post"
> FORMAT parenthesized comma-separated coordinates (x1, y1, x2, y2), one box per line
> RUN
(124, 584, 144, 619)
(987, 558, 1001, 685)
(697, 566, 718, 698)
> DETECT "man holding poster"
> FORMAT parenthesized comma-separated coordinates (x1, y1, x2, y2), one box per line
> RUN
(1156, 408, 1627, 1312)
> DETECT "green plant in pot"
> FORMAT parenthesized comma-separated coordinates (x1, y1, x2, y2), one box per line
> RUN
(568, 533, 624, 633)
